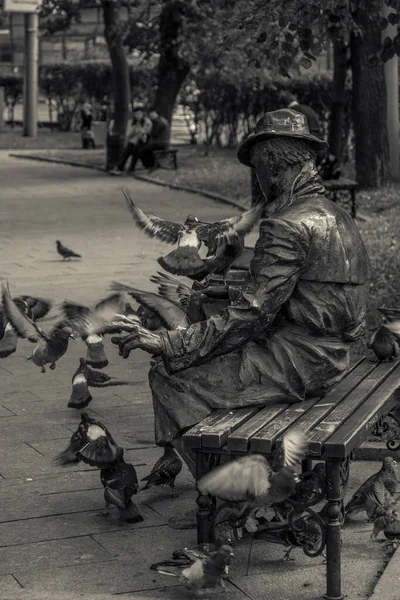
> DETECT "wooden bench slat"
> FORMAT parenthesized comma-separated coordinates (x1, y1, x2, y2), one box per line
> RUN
(201, 407, 260, 449)
(275, 360, 374, 448)
(227, 403, 290, 452)
(182, 410, 230, 449)
(308, 361, 400, 455)
(250, 398, 320, 454)
(324, 364, 400, 457)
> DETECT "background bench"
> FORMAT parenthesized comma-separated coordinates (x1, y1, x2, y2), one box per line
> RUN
(324, 177, 358, 219)
(183, 357, 400, 600)
(153, 148, 178, 170)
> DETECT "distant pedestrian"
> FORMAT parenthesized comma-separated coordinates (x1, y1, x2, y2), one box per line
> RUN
(109, 106, 152, 175)
(81, 102, 95, 149)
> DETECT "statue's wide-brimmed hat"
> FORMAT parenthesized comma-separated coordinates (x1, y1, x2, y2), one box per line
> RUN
(237, 109, 328, 167)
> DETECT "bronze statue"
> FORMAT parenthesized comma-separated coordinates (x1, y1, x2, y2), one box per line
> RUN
(112, 109, 371, 473)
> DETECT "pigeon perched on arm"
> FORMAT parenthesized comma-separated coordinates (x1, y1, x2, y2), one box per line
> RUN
(61, 294, 125, 368)
(56, 240, 82, 260)
(54, 411, 123, 467)
(345, 457, 398, 519)
(122, 188, 262, 280)
(150, 544, 234, 595)
(198, 430, 307, 519)
(1, 284, 74, 372)
(68, 357, 134, 409)
(141, 443, 183, 497)
(100, 453, 143, 523)
(367, 308, 400, 362)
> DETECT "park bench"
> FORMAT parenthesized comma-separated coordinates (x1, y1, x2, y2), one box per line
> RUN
(324, 177, 358, 219)
(153, 148, 179, 170)
(182, 356, 400, 600)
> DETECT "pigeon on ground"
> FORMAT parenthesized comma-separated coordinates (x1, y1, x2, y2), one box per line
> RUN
(141, 443, 183, 497)
(54, 411, 123, 467)
(150, 544, 234, 595)
(123, 188, 262, 278)
(381, 518, 400, 550)
(100, 452, 143, 523)
(0, 295, 52, 359)
(345, 457, 398, 519)
(68, 357, 133, 409)
(367, 308, 400, 362)
(61, 294, 125, 368)
(371, 507, 398, 540)
(198, 430, 307, 519)
(56, 240, 82, 260)
(1, 284, 74, 372)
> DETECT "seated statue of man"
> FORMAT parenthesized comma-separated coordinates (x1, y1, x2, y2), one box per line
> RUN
(113, 109, 371, 474)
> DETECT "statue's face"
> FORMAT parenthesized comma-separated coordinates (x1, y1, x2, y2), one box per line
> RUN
(251, 144, 273, 200)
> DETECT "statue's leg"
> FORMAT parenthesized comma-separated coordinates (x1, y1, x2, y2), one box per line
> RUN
(324, 459, 344, 600)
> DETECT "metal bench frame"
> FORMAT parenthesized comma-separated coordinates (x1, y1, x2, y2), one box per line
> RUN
(324, 178, 358, 219)
(183, 357, 400, 600)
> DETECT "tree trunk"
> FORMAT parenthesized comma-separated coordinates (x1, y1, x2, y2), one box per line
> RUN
(102, 0, 130, 170)
(153, 0, 190, 131)
(350, 9, 390, 188)
(328, 39, 348, 164)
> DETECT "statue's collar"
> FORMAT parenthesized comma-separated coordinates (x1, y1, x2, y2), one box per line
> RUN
(264, 161, 326, 216)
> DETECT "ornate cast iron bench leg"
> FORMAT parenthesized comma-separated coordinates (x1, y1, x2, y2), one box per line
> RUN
(196, 452, 216, 544)
(324, 459, 344, 600)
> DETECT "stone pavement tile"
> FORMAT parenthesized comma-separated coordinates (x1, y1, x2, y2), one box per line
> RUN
(0, 468, 100, 496)
(125, 582, 247, 600)
(0, 575, 23, 595)
(0, 492, 59, 522)
(0, 505, 166, 547)
(0, 536, 113, 576)
(0, 419, 70, 446)
(14, 561, 181, 595)
(0, 442, 60, 479)
(0, 405, 16, 417)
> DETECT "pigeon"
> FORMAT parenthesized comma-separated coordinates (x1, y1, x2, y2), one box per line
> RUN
(61, 294, 125, 368)
(382, 518, 400, 550)
(149, 272, 206, 323)
(141, 443, 183, 496)
(110, 282, 192, 330)
(1, 284, 74, 372)
(0, 295, 52, 359)
(123, 188, 262, 278)
(54, 412, 123, 467)
(56, 240, 82, 260)
(100, 452, 143, 523)
(371, 507, 398, 540)
(198, 430, 307, 519)
(367, 308, 400, 362)
(150, 544, 234, 594)
(345, 457, 398, 518)
(68, 357, 133, 409)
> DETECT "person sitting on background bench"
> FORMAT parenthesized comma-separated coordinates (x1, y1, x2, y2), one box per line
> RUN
(112, 109, 370, 477)
(139, 107, 170, 171)
(110, 105, 152, 174)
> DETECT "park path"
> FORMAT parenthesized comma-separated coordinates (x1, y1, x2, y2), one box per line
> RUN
(0, 152, 389, 599)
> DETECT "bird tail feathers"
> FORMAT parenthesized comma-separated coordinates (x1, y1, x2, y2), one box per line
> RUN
(77, 437, 123, 468)
(150, 563, 182, 577)
(85, 343, 109, 369)
(119, 500, 144, 523)
(89, 379, 133, 388)
(158, 247, 205, 276)
(53, 445, 80, 466)
(68, 378, 92, 409)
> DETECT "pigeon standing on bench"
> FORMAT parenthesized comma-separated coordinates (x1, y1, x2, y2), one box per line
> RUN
(54, 411, 122, 467)
(122, 188, 262, 280)
(56, 240, 82, 261)
(68, 357, 134, 409)
(140, 443, 183, 497)
(368, 308, 400, 362)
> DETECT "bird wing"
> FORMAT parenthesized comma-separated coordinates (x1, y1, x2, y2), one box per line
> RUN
(122, 188, 184, 244)
(283, 429, 308, 467)
(110, 282, 190, 330)
(19, 296, 52, 321)
(364, 479, 393, 519)
(85, 365, 111, 386)
(104, 486, 126, 510)
(149, 272, 192, 305)
(61, 301, 90, 322)
(198, 454, 272, 502)
(196, 202, 263, 248)
(1, 284, 47, 342)
(63, 297, 122, 337)
(94, 293, 124, 321)
(384, 321, 400, 336)
(377, 308, 400, 321)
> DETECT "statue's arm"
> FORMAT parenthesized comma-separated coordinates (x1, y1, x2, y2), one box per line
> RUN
(159, 218, 309, 374)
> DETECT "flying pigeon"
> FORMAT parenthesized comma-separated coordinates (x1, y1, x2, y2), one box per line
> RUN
(0, 295, 52, 359)
(122, 188, 262, 278)
(367, 308, 400, 362)
(149, 272, 206, 323)
(141, 443, 183, 497)
(54, 411, 123, 467)
(150, 544, 234, 594)
(61, 294, 125, 368)
(68, 357, 133, 409)
(345, 457, 398, 519)
(56, 240, 82, 260)
(1, 284, 74, 372)
(198, 430, 307, 518)
(100, 452, 143, 523)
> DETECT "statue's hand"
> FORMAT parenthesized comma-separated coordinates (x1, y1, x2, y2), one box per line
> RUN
(111, 323, 162, 359)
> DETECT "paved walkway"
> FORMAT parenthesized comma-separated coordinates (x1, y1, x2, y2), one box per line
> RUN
(0, 153, 394, 599)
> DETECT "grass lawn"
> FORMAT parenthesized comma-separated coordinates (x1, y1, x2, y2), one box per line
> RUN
(0, 125, 84, 150)
(5, 133, 400, 342)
